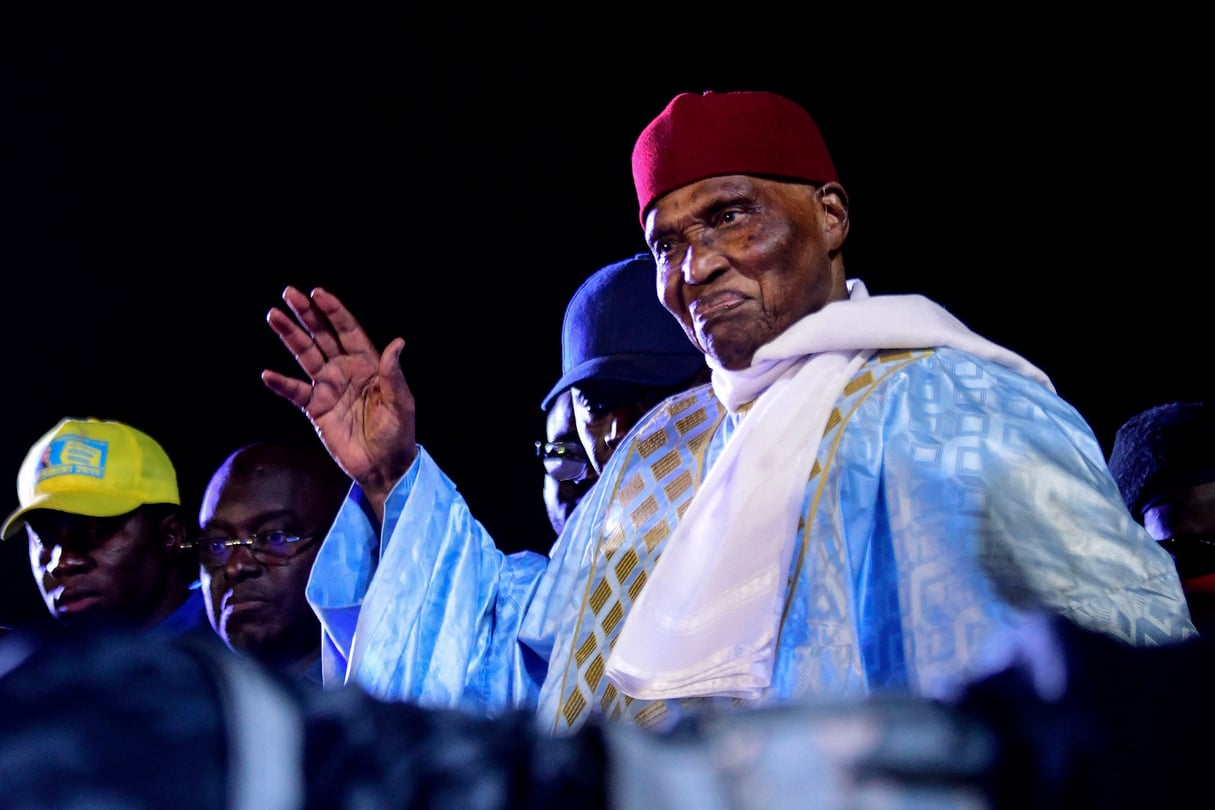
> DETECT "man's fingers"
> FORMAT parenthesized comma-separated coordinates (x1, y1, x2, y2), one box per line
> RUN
(267, 307, 328, 379)
(260, 369, 312, 409)
(311, 287, 381, 358)
(279, 286, 346, 361)
(380, 337, 406, 378)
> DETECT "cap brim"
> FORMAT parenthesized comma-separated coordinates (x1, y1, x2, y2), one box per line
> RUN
(540, 352, 707, 411)
(1, 491, 146, 540)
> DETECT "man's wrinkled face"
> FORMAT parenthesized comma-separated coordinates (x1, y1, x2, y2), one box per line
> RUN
(26, 508, 174, 629)
(644, 175, 849, 371)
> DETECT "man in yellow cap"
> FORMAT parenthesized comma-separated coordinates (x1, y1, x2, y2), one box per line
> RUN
(1, 417, 206, 636)
(260, 89, 1195, 734)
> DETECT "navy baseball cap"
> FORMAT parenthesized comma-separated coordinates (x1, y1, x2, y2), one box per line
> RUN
(540, 252, 706, 411)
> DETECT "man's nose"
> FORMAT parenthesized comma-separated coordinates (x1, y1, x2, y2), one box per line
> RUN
(221, 543, 264, 580)
(45, 544, 90, 578)
(681, 236, 728, 286)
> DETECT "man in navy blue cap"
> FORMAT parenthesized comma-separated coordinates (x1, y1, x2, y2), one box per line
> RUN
(1108, 401, 1215, 634)
(537, 252, 709, 504)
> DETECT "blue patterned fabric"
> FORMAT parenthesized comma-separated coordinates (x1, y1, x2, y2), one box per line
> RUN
(307, 348, 1195, 734)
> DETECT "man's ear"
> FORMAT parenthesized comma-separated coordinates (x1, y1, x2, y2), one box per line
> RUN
(159, 510, 188, 550)
(816, 182, 850, 250)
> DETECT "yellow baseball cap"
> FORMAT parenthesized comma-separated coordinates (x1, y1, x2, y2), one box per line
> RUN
(1, 417, 180, 540)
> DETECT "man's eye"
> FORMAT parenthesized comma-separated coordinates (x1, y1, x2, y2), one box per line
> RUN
(259, 530, 294, 548)
(200, 539, 228, 555)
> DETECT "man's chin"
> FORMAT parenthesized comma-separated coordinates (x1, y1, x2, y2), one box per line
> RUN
(701, 327, 763, 371)
(223, 621, 283, 655)
(703, 345, 753, 372)
(53, 606, 124, 631)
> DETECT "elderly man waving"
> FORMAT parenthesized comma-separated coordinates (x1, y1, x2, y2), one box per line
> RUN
(262, 89, 1194, 735)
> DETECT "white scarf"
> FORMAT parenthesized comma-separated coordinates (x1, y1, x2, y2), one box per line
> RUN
(603, 279, 1053, 700)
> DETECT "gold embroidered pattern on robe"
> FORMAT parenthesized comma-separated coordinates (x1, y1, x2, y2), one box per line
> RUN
(549, 351, 931, 733)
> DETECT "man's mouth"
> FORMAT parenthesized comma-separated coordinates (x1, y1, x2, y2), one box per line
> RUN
(55, 590, 103, 615)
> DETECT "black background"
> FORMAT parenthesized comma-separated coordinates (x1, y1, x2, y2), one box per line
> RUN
(3, 9, 1212, 630)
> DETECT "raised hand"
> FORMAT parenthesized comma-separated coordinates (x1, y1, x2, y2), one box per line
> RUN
(262, 285, 418, 521)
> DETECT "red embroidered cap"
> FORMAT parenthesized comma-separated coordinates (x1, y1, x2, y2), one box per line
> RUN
(631, 90, 839, 225)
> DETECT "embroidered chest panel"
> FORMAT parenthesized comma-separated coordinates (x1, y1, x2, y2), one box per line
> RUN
(546, 350, 929, 734)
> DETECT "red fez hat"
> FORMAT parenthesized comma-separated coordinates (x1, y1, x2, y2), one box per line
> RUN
(631, 90, 839, 224)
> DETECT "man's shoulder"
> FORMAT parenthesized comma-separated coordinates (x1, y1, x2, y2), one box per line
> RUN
(155, 587, 211, 639)
(847, 347, 1094, 445)
(630, 383, 722, 442)
(603, 384, 724, 479)
(862, 347, 1060, 403)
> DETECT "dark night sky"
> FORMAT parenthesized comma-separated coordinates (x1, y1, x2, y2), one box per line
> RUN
(2, 9, 1212, 628)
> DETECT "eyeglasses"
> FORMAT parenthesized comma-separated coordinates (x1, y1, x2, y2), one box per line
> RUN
(184, 530, 319, 568)
(535, 440, 590, 482)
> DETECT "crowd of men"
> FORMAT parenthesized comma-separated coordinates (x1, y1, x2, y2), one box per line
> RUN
(1, 88, 1213, 809)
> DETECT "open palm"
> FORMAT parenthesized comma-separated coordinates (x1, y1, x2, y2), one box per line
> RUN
(262, 285, 417, 515)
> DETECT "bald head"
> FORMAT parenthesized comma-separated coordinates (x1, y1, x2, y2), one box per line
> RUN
(202, 440, 349, 517)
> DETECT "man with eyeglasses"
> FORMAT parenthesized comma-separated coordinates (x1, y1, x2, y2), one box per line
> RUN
(539, 390, 598, 538)
(191, 437, 349, 683)
(1108, 401, 1215, 635)
(0, 417, 207, 638)
(536, 252, 709, 540)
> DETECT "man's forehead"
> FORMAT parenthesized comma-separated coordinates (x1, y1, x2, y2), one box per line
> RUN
(647, 174, 815, 233)
(27, 508, 136, 525)
(653, 174, 757, 212)
(1146, 481, 1215, 533)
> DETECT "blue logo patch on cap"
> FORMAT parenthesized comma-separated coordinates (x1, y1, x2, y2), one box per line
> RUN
(36, 435, 109, 482)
